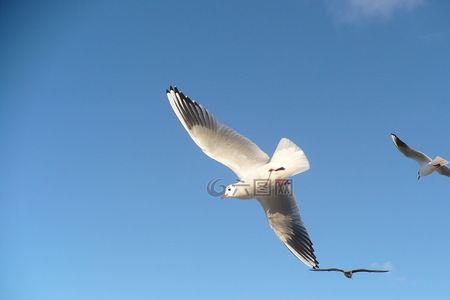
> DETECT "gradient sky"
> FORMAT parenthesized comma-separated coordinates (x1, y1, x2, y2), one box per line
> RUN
(2, 1, 450, 299)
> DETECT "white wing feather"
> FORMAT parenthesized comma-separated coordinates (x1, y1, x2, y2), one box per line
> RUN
(390, 134, 431, 165)
(257, 193, 319, 269)
(166, 87, 269, 179)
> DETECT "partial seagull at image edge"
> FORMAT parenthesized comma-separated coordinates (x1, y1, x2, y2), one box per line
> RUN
(165, 86, 319, 269)
(390, 134, 450, 180)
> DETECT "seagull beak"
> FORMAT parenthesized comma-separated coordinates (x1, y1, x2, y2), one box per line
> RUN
(220, 194, 226, 199)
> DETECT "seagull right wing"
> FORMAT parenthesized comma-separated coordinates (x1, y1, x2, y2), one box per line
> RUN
(311, 268, 344, 273)
(390, 134, 431, 165)
(257, 193, 319, 269)
(437, 165, 450, 177)
(166, 86, 270, 179)
(352, 269, 389, 273)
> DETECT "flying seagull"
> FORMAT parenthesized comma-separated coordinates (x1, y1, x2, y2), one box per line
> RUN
(311, 268, 389, 279)
(390, 134, 450, 180)
(166, 86, 318, 269)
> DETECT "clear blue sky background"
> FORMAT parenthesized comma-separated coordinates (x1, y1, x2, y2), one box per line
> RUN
(1, 1, 450, 299)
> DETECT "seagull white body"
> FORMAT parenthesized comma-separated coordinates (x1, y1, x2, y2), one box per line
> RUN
(166, 86, 318, 269)
(390, 134, 450, 179)
(419, 163, 439, 177)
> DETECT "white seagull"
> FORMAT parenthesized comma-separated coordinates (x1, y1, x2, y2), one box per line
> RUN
(166, 86, 319, 269)
(390, 133, 450, 180)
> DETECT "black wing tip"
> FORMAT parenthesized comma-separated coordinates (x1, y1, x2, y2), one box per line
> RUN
(166, 85, 208, 129)
(166, 85, 199, 105)
(166, 86, 177, 95)
(390, 133, 400, 144)
(391, 134, 408, 148)
(179, 90, 188, 101)
(390, 133, 403, 147)
(166, 85, 180, 93)
(307, 257, 319, 269)
(167, 85, 195, 103)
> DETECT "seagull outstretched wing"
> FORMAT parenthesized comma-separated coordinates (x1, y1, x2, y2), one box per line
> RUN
(352, 269, 389, 274)
(257, 193, 319, 269)
(166, 87, 269, 179)
(311, 268, 344, 273)
(390, 134, 431, 165)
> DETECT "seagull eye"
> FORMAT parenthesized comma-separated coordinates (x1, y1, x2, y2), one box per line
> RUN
(227, 188, 231, 191)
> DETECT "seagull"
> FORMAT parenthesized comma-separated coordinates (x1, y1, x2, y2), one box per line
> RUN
(166, 86, 319, 269)
(311, 268, 389, 279)
(390, 134, 450, 180)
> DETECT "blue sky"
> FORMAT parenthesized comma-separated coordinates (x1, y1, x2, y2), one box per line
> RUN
(1, 0, 450, 299)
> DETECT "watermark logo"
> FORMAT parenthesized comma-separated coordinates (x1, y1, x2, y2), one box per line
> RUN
(206, 178, 226, 197)
(206, 178, 293, 197)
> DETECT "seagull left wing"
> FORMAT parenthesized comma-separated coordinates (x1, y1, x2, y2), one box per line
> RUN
(352, 269, 389, 274)
(166, 86, 269, 179)
(257, 193, 319, 269)
(311, 268, 344, 272)
(390, 134, 431, 165)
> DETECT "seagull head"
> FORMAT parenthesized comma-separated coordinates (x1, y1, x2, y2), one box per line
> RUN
(221, 184, 236, 199)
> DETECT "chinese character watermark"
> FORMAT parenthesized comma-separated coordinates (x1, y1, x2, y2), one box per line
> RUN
(254, 179, 271, 196)
(207, 178, 293, 197)
(274, 179, 293, 196)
